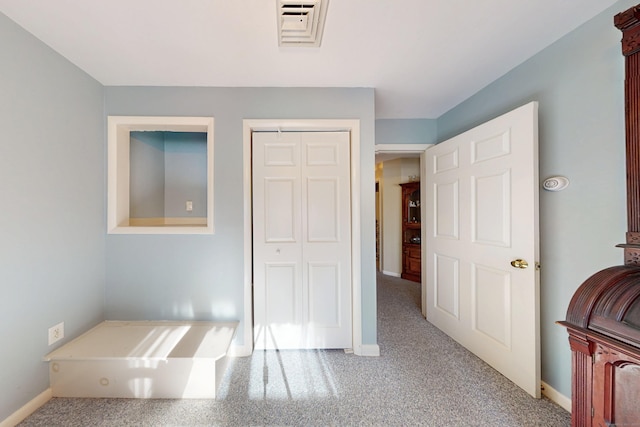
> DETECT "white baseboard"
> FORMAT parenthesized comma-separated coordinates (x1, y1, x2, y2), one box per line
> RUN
(541, 381, 571, 413)
(381, 271, 401, 278)
(355, 344, 380, 357)
(0, 388, 52, 427)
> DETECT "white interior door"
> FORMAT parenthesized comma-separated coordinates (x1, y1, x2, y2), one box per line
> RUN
(425, 102, 540, 397)
(253, 131, 352, 350)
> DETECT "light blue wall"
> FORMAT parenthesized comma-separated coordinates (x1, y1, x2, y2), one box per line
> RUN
(130, 131, 208, 219)
(164, 132, 207, 218)
(104, 87, 377, 347)
(130, 132, 165, 218)
(0, 12, 105, 421)
(376, 118, 437, 144)
(437, 0, 632, 397)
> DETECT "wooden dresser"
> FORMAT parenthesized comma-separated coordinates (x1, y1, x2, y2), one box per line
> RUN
(400, 182, 421, 282)
(559, 4, 640, 426)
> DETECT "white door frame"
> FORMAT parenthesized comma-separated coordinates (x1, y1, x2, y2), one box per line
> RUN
(241, 119, 362, 356)
(375, 144, 432, 317)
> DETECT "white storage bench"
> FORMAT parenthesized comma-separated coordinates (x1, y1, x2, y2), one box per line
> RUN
(44, 320, 238, 399)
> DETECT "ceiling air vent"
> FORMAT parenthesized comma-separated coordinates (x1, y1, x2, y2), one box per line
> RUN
(278, 0, 329, 47)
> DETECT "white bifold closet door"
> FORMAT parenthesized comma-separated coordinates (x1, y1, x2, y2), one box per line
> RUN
(252, 131, 352, 350)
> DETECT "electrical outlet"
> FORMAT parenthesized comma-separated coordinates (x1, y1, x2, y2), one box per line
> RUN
(48, 322, 64, 345)
(186, 200, 193, 212)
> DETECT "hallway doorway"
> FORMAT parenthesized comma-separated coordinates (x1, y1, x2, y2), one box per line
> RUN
(375, 144, 431, 317)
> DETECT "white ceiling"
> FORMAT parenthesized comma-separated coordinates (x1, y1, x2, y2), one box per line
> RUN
(0, 0, 620, 118)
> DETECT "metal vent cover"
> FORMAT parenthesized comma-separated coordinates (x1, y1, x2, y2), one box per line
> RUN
(278, 0, 329, 47)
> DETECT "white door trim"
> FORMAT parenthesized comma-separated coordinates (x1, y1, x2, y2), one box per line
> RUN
(375, 144, 432, 154)
(375, 143, 432, 317)
(240, 119, 362, 356)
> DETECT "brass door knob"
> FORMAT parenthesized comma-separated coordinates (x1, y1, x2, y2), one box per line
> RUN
(510, 259, 528, 269)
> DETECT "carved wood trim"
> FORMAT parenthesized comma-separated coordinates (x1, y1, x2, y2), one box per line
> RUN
(616, 9, 640, 242)
(626, 53, 640, 236)
(624, 247, 640, 265)
(563, 265, 640, 326)
(616, 6, 640, 55)
(571, 348, 592, 427)
(628, 231, 640, 244)
(566, 330, 591, 355)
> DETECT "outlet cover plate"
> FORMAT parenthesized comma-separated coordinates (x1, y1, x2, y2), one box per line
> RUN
(48, 322, 64, 345)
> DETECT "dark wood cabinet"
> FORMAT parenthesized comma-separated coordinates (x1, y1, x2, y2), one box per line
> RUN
(400, 182, 421, 282)
(559, 266, 640, 427)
